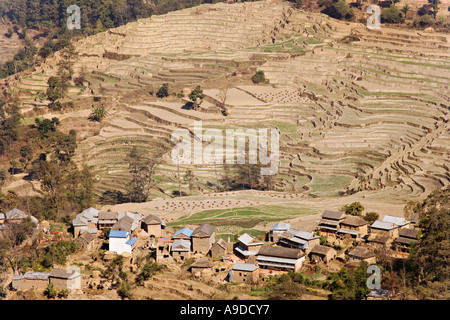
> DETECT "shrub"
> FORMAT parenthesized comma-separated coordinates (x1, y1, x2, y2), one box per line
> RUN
(322, 0, 354, 20)
(381, 5, 404, 24)
(156, 83, 169, 98)
(252, 70, 266, 84)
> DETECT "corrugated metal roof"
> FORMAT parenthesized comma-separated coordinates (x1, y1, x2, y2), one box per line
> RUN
(238, 233, 263, 246)
(109, 230, 129, 238)
(173, 227, 193, 238)
(125, 237, 138, 246)
(232, 262, 258, 272)
(370, 220, 396, 230)
(382, 215, 409, 226)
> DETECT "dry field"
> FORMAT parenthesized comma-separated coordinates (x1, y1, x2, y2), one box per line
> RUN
(2, 0, 449, 231)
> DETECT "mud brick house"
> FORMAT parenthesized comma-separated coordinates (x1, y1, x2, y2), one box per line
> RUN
(347, 246, 376, 265)
(229, 262, 260, 284)
(309, 244, 337, 263)
(171, 239, 191, 260)
(141, 214, 166, 238)
(4, 208, 28, 223)
(49, 268, 81, 291)
(368, 220, 400, 246)
(279, 229, 320, 253)
(173, 227, 193, 241)
(257, 246, 306, 272)
(11, 272, 50, 291)
(382, 215, 411, 230)
(268, 222, 290, 242)
(191, 224, 216, 254)
(190, 258, 214, 274)
(72, 207, 100, 238)
(76, 231, 97, 251)
(210, 238, 228, 258)
(316, 210, 346, 236)
(234, 233, 264, 259)
(392, 228, 419, 254)
(337, 215, 368, 241)
(97, 211, 119, 230)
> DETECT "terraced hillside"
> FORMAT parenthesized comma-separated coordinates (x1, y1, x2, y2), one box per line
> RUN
(5, 0, 449, 202)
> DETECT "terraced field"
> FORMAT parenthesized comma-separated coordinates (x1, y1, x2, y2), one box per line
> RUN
(4, 1, 449, 209)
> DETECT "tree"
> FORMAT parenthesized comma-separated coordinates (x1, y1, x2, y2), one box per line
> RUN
(322, 0, 354, 20)
(89, 105, 108, 122)
(188, 85, 205, 111)
(44, 282, 57, 299)
(341, 202, 364, 216)
(0, 102, 22, 155)
(126, 146, 165, 202)
(381, 5, 404, 24)
(183, 169, 195, 195)
(427, 0, 441, 17)
(252, 70, 266, 84)
(363, 211, 379, 225)
(156, 83, 169, 98)
(55, 43, 78, 96)
(402, 4, 410, 17)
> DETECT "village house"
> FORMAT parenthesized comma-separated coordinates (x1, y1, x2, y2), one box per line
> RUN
(228, 262, 260, 285)
(190, 258, 214, 275)
(337, 215, 368, 241)
(191, 224, 216, 254)
(72, 207, 100, 237)
(11, 271, 50, 291)
(392, 228, 419, 255)
(347, 246, 376, 265)
(278, 229, 320, 254)
(210, 238, 228, 258)
(171, 238, 191, 261)
(156, 237, 173, 261)
(316, 210, 346, 236)
(112, 215, 134, 234)
(234, 233, 264, 259)
(257, 246, 306, 272)
(368, 220, 400, 247)
(109, 230, 137, 255)
(308, 244, 337, 263)
(97, 211, 119, 230)
(75, 231, 98, 252)
(0, 213, 5, 224)
(4, 208, 28, 223)
(382, 215, 411, 230)
(173, 227, 193, 241)
(49, 268, 82, 291)
(268, 222, 290, 242)
(141, 214, 166, 238)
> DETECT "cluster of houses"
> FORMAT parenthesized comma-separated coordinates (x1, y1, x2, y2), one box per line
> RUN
(70, 206, 421, 288)
(2, 204, 420, 297)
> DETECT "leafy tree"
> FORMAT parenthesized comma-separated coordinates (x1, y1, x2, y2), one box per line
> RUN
(428, 0, 441, 17)
(156, 83, 169, 98)
(188, 85, 205, 104)
(363, 211, 379, 225)
(381, 5, 404, 24)
(340, 202, 364, 216)
(0, 102, 22, 155)
(89, 105, 108, 122)
(252, 70, 266, 84)
(322, 0, 354, 20)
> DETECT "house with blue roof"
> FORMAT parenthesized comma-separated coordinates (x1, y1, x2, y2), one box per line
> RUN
(173, 227, 193, 240)
(109, 230, 137, 255)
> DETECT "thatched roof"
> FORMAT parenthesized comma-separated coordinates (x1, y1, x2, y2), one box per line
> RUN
(310, 244, 335, 256)
(348, 247, 375, 259)
(258, 246, 304, 259)
(191, 258, 214, 268)
(192, 224, 215, 237)
(143, 214, 162, 225)
(341, 215, 368, 227)
(322, 210, 346, 220)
